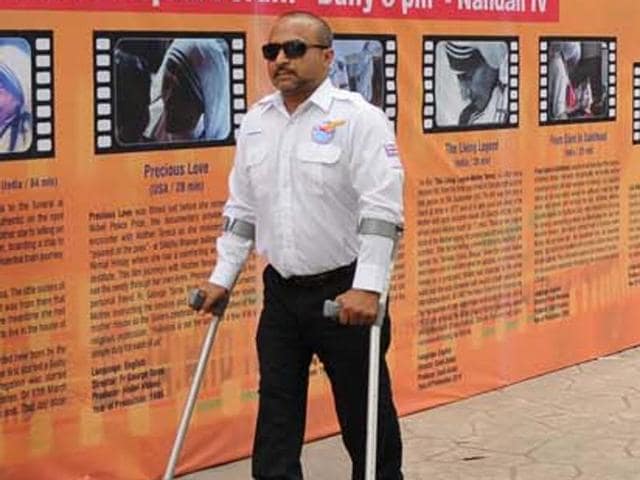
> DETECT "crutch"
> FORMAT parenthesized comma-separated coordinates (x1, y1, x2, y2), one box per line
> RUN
(163, 216, 254, 479)
(162, 289, 228, 480)
(323, 223, 402, 480)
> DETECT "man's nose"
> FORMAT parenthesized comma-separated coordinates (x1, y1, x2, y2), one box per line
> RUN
(276, 53, 291, 65)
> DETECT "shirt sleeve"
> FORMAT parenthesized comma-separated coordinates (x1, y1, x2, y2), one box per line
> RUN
(208, 122, 256, 290)
(349, 104, 404, 293)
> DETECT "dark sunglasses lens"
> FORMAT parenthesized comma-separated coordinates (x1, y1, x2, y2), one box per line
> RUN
(262, 43, 280, 61)
(282, 40, 307, 58)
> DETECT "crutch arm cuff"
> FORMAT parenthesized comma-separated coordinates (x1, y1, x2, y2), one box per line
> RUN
(223, 216, 255, 241)
(358, 218, 403, 241)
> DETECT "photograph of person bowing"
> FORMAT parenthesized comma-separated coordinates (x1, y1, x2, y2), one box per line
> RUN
(145, 38, 230, 143)
(194, 11, 404, 480)
(439, 40, 509, 127)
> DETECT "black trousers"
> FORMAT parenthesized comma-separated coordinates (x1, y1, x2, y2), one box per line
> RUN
(251, 264, 403, 480)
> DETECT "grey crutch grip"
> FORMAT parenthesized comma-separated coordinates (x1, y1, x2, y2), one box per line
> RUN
(188, 289, 206, 309)
(188, 288, 229, 316)
(323, 299, 341, 318)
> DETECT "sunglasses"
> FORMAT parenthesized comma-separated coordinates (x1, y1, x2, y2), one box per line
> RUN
(261, 40, 330, 61)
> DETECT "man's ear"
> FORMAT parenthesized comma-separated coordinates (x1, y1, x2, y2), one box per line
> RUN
(323, 48, 335, 68)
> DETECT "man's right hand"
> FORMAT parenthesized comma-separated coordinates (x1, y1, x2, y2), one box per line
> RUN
(196, 283, 229, 315)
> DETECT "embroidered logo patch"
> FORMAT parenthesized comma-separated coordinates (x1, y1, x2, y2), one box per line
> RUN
(384, 141, 402, 169)
(384, 141, 399, 157)
(311, 119, 346, 144)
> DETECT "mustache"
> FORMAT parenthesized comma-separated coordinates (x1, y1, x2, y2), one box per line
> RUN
(275, 67, 296, 76)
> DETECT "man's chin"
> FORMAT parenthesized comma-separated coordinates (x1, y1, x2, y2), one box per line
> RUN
(277, 82, 304, 96)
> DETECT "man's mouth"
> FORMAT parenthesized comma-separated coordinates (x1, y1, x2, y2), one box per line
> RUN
(275, 70, 296, 78)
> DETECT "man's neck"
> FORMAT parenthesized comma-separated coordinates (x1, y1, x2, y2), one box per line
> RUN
(282, 93, 308, 115)
(281, 78, 324, 114)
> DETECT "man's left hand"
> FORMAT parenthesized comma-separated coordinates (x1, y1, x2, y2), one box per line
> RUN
(334, 289, 380, 326)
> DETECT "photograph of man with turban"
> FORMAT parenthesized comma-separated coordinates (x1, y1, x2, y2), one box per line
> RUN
(436, 40, 509, 127)
(0, 38, 32, 155)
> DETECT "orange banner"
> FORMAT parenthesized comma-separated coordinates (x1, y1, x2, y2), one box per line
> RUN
(1, 2, 640, 479)
(0, 0, 560, 21)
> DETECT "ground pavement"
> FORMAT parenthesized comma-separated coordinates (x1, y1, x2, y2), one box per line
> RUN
(180, 346, 640, 480)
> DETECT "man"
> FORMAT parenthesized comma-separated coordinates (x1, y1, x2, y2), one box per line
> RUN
(195, 11, 404, 480)
(444, 41, 508, 126)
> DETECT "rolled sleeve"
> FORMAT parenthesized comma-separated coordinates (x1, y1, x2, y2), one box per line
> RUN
(350, 106, 404, 293)
(353, 234, 394, 293)
(209, 232, 253, 289)
(208, 122, 256, 289)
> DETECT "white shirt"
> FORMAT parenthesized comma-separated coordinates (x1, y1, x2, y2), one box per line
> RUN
(209, 78, 404, 293)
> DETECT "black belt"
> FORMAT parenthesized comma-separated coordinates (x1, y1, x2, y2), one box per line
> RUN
(278, 261, 356, 288)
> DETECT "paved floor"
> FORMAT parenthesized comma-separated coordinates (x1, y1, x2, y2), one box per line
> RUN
(181, 346, 640, 480)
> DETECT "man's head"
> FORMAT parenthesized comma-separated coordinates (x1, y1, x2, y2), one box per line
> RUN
(264, 12, 334, 100)
(445, 41, 504, 114)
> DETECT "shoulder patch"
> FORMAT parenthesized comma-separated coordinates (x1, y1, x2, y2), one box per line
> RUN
(384, 141, 402, 169)
(384, 141, 398, 157)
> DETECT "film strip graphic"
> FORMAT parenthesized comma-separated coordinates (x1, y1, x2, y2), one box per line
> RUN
(422, 36, 519, 133)
(93, 31, 247, 154)
(539, 37, 616, 126)
(633, 63, 640, 144)
(0, 31, 54, 161)
(332, 34, 398, 126)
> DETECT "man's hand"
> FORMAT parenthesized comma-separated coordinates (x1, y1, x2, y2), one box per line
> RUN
(196, 283, 229, 315)
(334, 289, 380, 326)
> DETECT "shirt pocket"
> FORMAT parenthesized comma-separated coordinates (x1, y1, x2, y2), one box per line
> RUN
(296, 142, 342, 195)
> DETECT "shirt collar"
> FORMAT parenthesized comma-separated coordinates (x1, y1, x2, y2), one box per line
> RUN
(257, 77, 334, 115)
(306, 77, 334, 113)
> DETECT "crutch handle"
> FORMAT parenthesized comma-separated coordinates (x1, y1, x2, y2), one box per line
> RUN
(188, 288, 206, 309)
(188, 288, 229, 316)
(323, 299, 341, 318)
(323, 298, 388, 325)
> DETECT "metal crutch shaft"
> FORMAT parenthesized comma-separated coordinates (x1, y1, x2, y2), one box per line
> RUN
(368, 230, 401, 480)
(322, 295, 388, 480)
(163, 289, 227, 480)
(365, 297, 386, 480)
(322, 239, 399, 480)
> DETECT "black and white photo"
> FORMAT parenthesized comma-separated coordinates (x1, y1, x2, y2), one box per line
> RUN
(423, 36, 519, 133)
